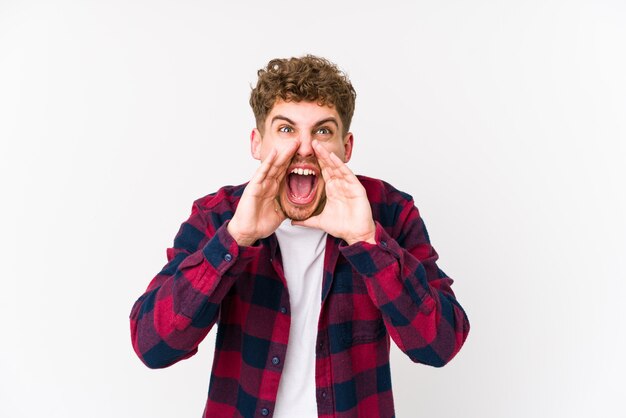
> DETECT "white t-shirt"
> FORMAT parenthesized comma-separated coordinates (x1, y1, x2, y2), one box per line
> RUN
(273, 220, 327, 418)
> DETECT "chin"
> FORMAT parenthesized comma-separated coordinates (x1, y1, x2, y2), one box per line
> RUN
(280, 203, 317, 221)
(279, 194, 325, 221)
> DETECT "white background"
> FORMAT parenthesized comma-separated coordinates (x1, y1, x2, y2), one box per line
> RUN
(1, 1, 625, 417)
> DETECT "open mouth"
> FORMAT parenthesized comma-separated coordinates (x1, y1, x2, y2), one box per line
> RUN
(286, 167, 318, 205)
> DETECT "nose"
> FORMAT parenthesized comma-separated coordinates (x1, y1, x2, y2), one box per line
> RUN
(296, 133, 314, 157)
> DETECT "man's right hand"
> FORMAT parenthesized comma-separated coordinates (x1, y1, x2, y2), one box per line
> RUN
(227, 141, 300, 246)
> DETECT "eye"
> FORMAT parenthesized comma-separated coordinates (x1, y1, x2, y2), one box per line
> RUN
(278, 125, 294, 133)
(315, 127, 332, 135)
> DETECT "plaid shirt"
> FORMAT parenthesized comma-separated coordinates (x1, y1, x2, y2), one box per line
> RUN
(130, 175, 469, 418)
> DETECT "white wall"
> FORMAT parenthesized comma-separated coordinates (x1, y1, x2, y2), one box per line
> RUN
(1, 1, 624, 417)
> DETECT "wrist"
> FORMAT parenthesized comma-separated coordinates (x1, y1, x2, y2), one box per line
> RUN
(346, 235, 376, 246)
(227, 220, 257, 247)
(345, 223, 376, 246)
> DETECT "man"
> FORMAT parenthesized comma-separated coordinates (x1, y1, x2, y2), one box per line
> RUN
(130, 55, 469, 418)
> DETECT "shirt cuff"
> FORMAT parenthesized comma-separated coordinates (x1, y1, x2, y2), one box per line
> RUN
(339, 222, 401, 277)
(202, 221, 262, 276)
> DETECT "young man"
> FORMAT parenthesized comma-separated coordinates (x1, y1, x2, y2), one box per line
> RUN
(130, 55, 470, 418)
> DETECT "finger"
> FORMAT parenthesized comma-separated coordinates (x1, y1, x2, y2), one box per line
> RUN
(315, 146, 357, 188)
(312, 140, 333, 169)
(277, 139, 300, 164)
(265, 140, 300, 180)
(291, 214, 323, 231)
(272, 199, 287, 222)
(312, 141, 342, 183)
(328, 151, 358, 181)
(250, 148, 278, 184)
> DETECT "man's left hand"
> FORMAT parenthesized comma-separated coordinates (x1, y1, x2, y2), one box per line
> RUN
(293, 140, 376, 245)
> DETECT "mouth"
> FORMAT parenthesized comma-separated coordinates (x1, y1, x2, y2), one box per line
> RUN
(286, 166, 319, 206)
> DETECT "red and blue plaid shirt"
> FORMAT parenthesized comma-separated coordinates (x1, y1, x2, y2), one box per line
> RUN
(130, 175, 469, 418)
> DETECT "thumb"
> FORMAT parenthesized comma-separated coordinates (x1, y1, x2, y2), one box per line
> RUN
(291, 215, 323, 231)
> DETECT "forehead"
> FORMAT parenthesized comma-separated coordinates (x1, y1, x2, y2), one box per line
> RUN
(267, 100, 340, 125)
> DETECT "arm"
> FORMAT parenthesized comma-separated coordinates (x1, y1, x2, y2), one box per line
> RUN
(129, 200, 260, 369)
(130, 143, 299, 369)
(294, 141, 469, 366)
(340, 193, 470, 367)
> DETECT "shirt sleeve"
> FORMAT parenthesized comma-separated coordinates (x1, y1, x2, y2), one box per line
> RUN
(339, 196, 470, 367)
(129, 200, 261, 369)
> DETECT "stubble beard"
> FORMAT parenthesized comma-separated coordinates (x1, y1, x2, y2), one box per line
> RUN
(278, 156, 325, 221)
(277, 187, 326, 221)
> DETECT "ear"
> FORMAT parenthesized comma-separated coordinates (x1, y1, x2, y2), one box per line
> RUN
(342, 132, 354, 163)
(250, 128, 262, 160)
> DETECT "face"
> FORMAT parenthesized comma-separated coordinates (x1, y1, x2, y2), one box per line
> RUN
(251, 100, 354, 221)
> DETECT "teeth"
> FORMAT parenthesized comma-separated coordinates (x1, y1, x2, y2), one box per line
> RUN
(290, 168, 316, 176)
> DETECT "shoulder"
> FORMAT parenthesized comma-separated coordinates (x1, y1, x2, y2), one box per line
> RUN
(193, 183, 246, 209)
(189, 182, 247, 226)
(356, 175, 415, 206)
(356, 175, 422, 237)
(169, 183, 247, 253)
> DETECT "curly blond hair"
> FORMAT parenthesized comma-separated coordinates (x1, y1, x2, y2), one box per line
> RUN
(250, 55, 356, 135)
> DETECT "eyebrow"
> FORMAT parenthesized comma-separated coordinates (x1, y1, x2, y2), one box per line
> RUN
(270, 115, 296, 126)
(314, 118, 339, 129)
(270, 115, 340, 129)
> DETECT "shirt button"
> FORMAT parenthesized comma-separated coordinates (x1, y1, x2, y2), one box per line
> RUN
(261, 408, 270, 416)
(279, 307, 287, 314)
(321, 391, 327, 399)
(380, 241, 388, 247)
(223, 253, 232, 262)
(271, 356, 280, 365)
